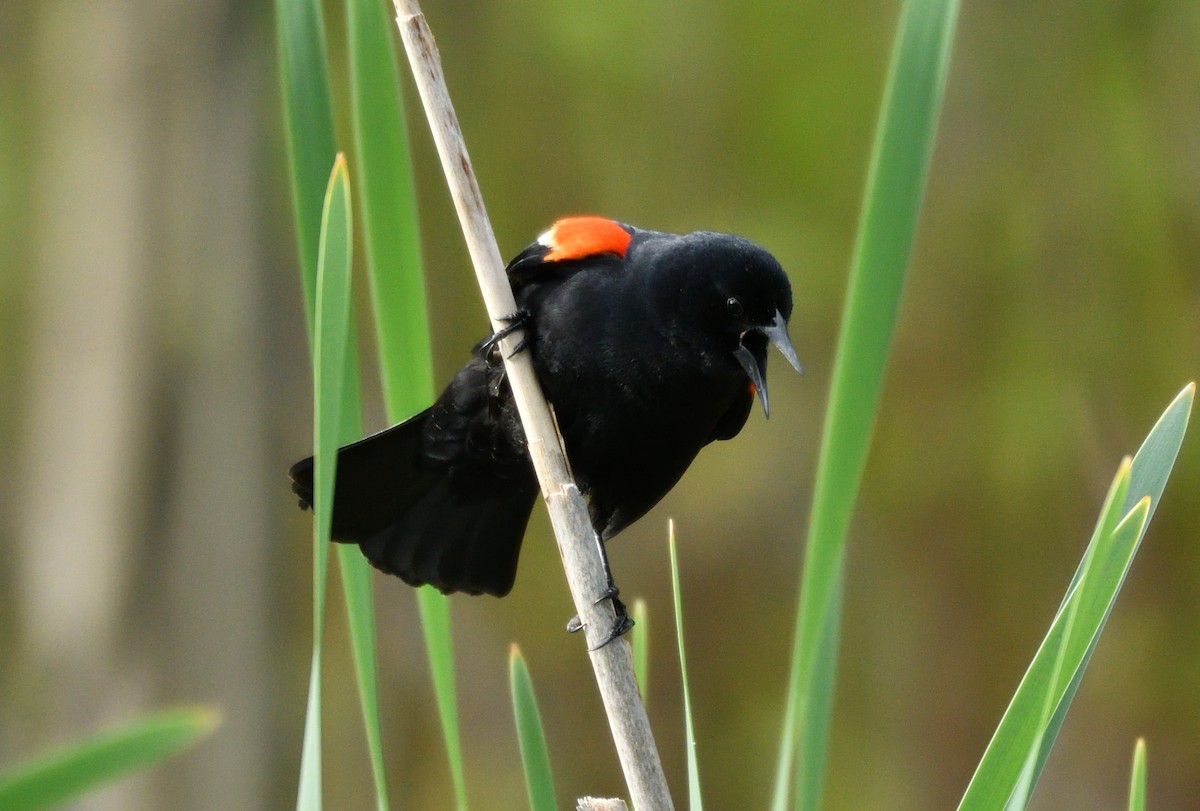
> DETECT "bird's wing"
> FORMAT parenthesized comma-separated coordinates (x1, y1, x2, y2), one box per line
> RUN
(506, 216, 634, 292)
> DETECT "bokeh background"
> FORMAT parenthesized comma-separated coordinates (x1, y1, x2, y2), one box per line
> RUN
(2, 0, 1198, 808)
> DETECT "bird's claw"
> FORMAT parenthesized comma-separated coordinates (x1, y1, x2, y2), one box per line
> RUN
(565, 586, 634, 650)
(477, 309, 531, 362)
(589, 613, 635, 651)
(593, 584, 620, 606)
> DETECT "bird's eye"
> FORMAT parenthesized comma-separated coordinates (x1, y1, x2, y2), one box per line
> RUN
(725, 296, 744, 318)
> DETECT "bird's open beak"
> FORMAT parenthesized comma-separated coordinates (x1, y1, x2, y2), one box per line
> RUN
(733, 309, 803, 418)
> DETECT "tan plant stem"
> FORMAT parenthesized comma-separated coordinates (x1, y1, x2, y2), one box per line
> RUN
(391, 2, 674, 809)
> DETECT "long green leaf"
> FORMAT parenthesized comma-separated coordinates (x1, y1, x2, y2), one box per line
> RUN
(1128, 739, 1147, 811)
(959, 385, 1194, 809)
(297, 154, 354, 811)
(995, 383, 1193, 808)
(274, 0, 337, 331)
(415, 589, 468, 807)
(1000, 458, 1133, 811)
(347, 1, 461, 805)
(1120, 383, 1194, 530)
(669, 522, 703, 811)
(509, 646, 557, 811)
(772, 1, 959, 808)
(347, 0, 432, 415)
(0, 708, 218, 811)
(631, 597, 649, 702)
(279, 2, 391, 808)
(336, 545, 389, 811)
(960, 490, 1150, 809)
(275, 0, 362, 444)
(1054, 384, 1194, 615)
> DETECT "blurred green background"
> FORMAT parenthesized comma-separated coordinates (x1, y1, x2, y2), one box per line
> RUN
(2, 0, 1197, 808)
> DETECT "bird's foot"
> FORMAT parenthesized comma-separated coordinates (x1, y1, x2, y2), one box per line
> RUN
(565, 586, 635, 649)
(477, 309, 531, 361)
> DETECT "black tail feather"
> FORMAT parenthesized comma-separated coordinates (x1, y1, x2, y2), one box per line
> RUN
(289, 410, 432, 542)
(358, 480, 537, 597)
(289, 408, 539, 597)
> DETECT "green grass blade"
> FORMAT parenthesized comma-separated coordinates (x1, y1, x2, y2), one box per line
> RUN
(347, 0, 432, 415)
(772, 585, 840, 811)
(296, 655, 324, 811)
(276, 0, 364, 434)
(773, 692, 796, 811)
(278, 2, 389, 807)
(340, 2, 433, 805)
(1123, 384, 1194, 526)
(276, 0, 364, 444)
(509, 646, 557, 811)
(1056, 383, 1194, 615)
(337, 545, 389, 811)
(993, 384, 1193, 807)
(274, 0, 337, 331)
(346, 3, 459, 806)
(999, 458, 1133, 811)
(771, 1, 959, 808)
(417, 589, 468, 808)
(631, 597, 649, 702)
(0, 708, 218, 811)
(669, 521, 703, 811)
(960, 486, 1150, 810)
(1128, 739, 1147, 811)
(297, 154, 354, 811)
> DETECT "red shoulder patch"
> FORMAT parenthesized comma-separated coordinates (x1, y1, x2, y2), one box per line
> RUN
(539, 217, 632, 262)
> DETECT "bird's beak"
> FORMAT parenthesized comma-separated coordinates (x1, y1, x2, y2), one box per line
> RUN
(734, 309, 803, 418)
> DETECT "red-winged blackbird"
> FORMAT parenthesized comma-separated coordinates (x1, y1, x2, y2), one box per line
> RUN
(290, 217, 800, 640)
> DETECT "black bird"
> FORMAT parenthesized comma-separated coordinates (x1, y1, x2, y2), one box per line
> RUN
(290, 217, 801, 642)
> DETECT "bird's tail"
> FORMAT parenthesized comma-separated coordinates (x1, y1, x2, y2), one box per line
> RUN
(288, 409, 538, 597)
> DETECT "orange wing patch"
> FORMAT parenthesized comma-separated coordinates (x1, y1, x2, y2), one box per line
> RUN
(540, 217, 632, 262)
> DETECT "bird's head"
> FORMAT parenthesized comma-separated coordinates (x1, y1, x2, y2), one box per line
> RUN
(639, 230, 803, 417)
